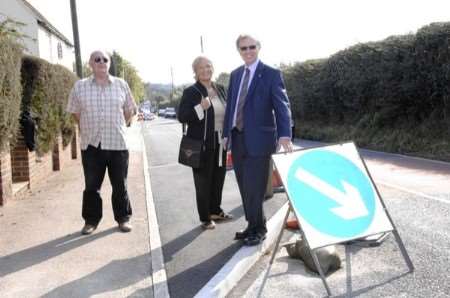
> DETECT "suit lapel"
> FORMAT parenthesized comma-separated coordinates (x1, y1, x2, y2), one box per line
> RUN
(233, 67, 244, 102)
(230, 66, 244, 115)
(245, 62, 264, 102)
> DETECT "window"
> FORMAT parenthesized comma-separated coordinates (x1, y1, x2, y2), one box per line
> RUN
(57, 42, 63, 59)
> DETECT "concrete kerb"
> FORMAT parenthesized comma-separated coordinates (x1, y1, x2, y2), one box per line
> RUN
(140, 125, 170, 298)
(194, 202, 290, 298)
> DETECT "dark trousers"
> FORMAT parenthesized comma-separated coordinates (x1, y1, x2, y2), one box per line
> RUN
(231, 129, 270, 235)
(81, 145, 132, 225)
(192, 136, 226, 222)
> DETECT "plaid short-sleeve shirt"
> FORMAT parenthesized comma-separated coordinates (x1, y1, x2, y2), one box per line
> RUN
(66, 75, 137, 150)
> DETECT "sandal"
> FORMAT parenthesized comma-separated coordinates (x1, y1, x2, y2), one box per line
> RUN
(201, 221, 216, 230)
(210, 212, 233, 221)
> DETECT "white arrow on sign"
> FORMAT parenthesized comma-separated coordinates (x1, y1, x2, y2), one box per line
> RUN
(295, 168, 369, 220)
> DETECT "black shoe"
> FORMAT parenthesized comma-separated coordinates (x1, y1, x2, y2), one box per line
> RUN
(81, 224, 97, 235)
(234, 229, 250, 240)
(244, 233, 266, 246)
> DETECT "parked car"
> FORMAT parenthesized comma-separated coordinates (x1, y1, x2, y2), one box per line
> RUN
(143, 111, 155, 121)
(158, 108, 166, 117)
(164, 107, 177, 118)
(138, 107, 155, 121)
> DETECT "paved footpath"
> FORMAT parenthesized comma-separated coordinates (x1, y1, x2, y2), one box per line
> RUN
(0, 123, 154, 297)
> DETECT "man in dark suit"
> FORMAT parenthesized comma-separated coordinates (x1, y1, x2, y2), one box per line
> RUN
(223, 34, 293, 246)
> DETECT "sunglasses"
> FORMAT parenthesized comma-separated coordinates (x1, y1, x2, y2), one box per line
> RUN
(239, 45, 257, 52)
(94, 57, 109, 63)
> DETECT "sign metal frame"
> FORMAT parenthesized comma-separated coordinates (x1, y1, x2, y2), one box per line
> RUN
(260, 142, 414, 297)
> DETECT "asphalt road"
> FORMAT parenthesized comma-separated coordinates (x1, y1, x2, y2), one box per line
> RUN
(229, 140, 450, 297)
(141, 117, 287, 298)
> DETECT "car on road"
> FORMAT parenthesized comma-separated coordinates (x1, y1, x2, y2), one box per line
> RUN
(158, 108, 166, 117)
(164, 107, 177, 118)
(139, 108, 155, 121)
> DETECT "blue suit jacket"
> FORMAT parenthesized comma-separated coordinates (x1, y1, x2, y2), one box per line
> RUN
(223, 61, 292, 156)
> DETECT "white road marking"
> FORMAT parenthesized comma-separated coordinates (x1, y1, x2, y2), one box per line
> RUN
(141, 124, 170, 298)
(376, 179, 450, 205)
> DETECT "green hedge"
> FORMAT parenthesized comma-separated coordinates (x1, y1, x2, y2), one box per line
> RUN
(0, 35, 22, 152)
(21, 56, 77, 154)
(284, 22, 450, 160)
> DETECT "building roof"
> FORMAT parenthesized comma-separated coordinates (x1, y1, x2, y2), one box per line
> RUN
(20, 0, 73, 47)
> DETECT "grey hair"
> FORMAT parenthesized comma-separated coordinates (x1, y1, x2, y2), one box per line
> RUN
(192, 56, 213, 79)
(89, 50, 111, 63)
(235, 34, 261, 49)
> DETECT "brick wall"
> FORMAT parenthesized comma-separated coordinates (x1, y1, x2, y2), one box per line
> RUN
(0, 147, 13, 205)
(11, 136, 53, 188)
(11, 137, 32, 183)
(31, 151, 53, 186)
(71, 128, 79, 159)
(53, 135, 73, 171)
(3, 131, 79, 206)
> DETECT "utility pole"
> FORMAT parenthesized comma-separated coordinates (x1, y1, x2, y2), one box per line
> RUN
(170, 66, 174, 101)
(200, 35, 204, 53)
(70, 0, 82, 78)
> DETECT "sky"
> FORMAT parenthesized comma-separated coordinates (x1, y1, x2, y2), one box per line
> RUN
(26, 0, 450, 85)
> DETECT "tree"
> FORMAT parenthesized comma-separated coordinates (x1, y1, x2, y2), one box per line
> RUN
(109, 51, 145, 103)
(216, 72, 230, 89)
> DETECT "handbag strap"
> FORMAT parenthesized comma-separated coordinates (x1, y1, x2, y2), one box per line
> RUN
(183, 85, 208, 142)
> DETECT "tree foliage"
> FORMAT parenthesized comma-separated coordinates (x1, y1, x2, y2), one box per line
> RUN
(109, 51, 145, 103)
(283, 22, 450, 160)
(0, 18, 23, 152)
(21, 56, 77, 154)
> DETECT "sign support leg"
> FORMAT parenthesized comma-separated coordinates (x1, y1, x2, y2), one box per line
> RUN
(358, 153, 414, 272)
(257, 204, 291, 298)
(310, 249, 332, 297)
(391, 228, 414, 272)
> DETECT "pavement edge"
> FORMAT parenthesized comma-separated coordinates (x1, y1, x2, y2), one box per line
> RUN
(194, 202, 289, 298)
(140, 125, 170, 298)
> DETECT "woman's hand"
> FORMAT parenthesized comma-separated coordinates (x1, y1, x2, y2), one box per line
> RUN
(200, 97, 211, 110)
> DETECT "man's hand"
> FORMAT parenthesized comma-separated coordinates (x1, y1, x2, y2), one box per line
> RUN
(124, 110, 137, 126)
(277, 137, 293, 153)
(222, 137, 228, 149)
(72, 113, 80, 125)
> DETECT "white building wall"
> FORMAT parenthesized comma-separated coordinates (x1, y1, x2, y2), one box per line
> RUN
(37, 26, 52, 61)
(1, 0, 75, 72)
(61, 43, 75, 71)
(0, 0, 39, 56)
(38, 26, 75, 71)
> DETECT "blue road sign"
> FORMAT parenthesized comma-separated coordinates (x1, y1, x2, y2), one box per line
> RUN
(287, 149, 376, 238)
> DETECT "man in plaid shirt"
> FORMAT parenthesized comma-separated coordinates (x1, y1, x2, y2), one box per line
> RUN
(67, 50, 137, 235)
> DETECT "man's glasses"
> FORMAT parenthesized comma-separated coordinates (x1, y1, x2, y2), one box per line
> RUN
(239, 45, 257, 52)
(94, 57, 109, 64)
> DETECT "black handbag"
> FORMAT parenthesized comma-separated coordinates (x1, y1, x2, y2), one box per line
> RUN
(178, 87, 208, 168)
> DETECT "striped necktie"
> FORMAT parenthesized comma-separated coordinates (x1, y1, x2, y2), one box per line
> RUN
(235, 68, 250, 131)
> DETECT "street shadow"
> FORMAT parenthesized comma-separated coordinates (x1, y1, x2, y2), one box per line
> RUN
(329, 244, 411, 298)
(0, 228, 116, 278)
(161, 225, 204, 262)
(161, 204, 245, 263)
(130, 243, 241, 298)
(361, 149, 450, 175)
(41, 253, 152, 298)
(330, 271, 411, 298)
(295, 139, 450, 175)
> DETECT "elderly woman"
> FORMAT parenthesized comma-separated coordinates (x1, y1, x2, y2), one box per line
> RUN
(178, 56, 233, 229)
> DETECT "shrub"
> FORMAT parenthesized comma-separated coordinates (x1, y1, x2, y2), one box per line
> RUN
(283, 22, 450, 160)
(0, 29, 22, 152)
(21, 56, 77, 154)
